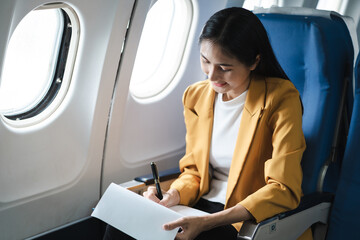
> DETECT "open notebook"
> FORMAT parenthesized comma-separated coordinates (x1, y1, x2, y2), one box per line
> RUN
(91, 183, 208, 240)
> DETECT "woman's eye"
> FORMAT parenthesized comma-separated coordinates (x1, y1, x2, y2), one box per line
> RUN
(220, 67, 231, 72)
(202, 58, 209, 63)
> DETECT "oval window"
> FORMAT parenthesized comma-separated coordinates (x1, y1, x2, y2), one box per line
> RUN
(0, 5, 79, 124)
(243, 0, 281, 10)
(129, 0, 193, 99)
(317, 0, 343, 12)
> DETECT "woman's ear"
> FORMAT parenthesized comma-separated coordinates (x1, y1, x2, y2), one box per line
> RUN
(250, 54, 261, 71)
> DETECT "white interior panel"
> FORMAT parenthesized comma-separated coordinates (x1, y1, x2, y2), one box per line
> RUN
(0, 0, 134, 238)
(0, 1, 15, 82)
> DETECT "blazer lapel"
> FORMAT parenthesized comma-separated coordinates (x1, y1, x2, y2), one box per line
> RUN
(226, 77, 266, 205)
(193, 82, 215, 192)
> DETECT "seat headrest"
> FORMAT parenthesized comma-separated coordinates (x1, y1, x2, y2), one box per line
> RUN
(253, 6, 337, 19)
(254, 6, 359, 58)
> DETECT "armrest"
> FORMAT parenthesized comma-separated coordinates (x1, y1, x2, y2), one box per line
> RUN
(237, 192, 333, 240)
(119, 167, 181, 195)
(134, 167, 181, 185)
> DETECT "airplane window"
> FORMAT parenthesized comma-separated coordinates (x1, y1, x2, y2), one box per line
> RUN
(243, 0, 281, 10)
(129, 0, 192, 99)
(0, 6, 78, 124)
(317, 0, 343, 13)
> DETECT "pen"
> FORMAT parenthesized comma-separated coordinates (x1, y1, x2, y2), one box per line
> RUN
(151, 162, 163, 200)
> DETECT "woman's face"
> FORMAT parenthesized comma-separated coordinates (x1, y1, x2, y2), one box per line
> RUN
(200, 40, 259, 101)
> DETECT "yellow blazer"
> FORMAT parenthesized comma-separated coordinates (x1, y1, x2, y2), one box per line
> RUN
(170, 77, 306, 232)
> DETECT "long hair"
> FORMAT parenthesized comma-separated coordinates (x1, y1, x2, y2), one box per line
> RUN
(199, 7, 289, 80)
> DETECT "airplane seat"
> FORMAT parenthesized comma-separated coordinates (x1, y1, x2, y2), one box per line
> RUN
(255, 7, 354, 195)
(236, 7, 354, 239)
(326, 53, 360, 240)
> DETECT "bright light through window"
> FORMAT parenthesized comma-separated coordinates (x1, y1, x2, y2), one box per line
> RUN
(130, 0, 192, 99)
(0, 9, 63, 115)
(243, 0, 280, 10)
(316, 0, 343, 13)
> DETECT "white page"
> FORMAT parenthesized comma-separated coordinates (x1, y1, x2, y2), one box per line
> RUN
(169, 205, 209, 217)
(92, 183, 208, 240)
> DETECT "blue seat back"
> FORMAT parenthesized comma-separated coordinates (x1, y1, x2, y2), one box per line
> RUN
(256, 11, 354, 194)
(326, 53, 360, 239)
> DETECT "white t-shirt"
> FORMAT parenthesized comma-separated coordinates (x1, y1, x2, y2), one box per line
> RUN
(202, 90, 247, 204)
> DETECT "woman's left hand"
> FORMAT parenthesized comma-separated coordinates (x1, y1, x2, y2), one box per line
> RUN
(163, 216, 208, 240)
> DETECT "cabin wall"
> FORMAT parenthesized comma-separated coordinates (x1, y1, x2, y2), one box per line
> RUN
(0, 0, 134, 239)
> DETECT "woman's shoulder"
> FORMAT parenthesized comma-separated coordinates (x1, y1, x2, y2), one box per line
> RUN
(182, 80, 214, 107)
(265, 77, 299, 96)
(184, 80, 212, 98)
(266, 77, 297, 88)
(263, 77, 302, 110)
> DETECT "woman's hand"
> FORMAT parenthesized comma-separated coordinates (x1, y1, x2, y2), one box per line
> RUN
(163, 204, 253, 240)
(143, 187, 180, 208)
(163, 216, 207, 240)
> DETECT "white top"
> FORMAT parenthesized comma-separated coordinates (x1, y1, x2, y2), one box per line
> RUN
(202, 91, 247, 204)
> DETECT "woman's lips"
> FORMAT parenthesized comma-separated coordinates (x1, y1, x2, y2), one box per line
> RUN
(213, 82, 227, 87)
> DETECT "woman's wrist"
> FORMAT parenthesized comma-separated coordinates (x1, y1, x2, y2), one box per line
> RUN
(158, 188, 181, 207)
(167, 188, 180, 205)
(200, 214, 218, 232)
(200, 204, 253, 231)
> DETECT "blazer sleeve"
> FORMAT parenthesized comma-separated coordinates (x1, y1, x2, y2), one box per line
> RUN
(239, 81, 306, 222)
(170, 86, 202, 206)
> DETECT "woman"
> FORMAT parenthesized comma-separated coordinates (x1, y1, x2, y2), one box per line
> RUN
(145, 7, 311, 240)
(105, 7, 310, 240)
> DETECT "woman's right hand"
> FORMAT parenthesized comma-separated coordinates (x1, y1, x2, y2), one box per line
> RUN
(143, 187, 180, 208)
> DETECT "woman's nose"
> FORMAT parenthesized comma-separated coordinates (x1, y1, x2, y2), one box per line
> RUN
(207, 66, 217, 81)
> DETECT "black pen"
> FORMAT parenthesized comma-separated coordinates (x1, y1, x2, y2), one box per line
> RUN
(151, 162, 163, 200)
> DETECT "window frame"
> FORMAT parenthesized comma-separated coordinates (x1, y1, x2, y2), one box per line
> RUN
(316, 0, 344, 13)
(5, 9, 69, 120)
(0, 3, 79, 125)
